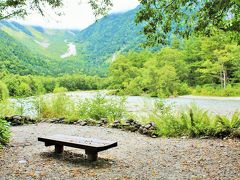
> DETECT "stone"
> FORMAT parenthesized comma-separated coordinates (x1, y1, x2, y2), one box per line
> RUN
(134, 123, 141, 129)
(80, 121, 87, 126)
(111, 123, 122, 129)
(126, 119, 134, 124)
(150, 122, 156, 127)
(144, 124, 152, 129)
(142, 128, 148, 134)
(113, 120, 120, 124)
(50, 118, 59, 123)
(100, 118, 108, 124)
(12, 115, 22, 120)
(19, 160, 27, 164)
(181, 136, 187, 139)
(138, 126, 144, 133)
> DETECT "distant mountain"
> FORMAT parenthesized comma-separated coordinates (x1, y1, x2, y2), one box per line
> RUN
(0, 29, 51, 75)
(0, 7, 148, 76)
(0, 20, 84, 61)
(77, 7, 145, 65)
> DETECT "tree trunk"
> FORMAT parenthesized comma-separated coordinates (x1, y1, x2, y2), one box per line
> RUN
(223, 69, 227, 89)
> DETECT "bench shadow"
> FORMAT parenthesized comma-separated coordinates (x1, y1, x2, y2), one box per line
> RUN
(40, 151, 116, 169)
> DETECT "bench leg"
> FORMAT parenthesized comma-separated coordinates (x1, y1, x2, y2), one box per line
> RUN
(55, 145, 64, 154)
(85, 150, 98, 161)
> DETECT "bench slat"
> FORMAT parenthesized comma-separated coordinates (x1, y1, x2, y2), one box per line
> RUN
(38, 134, 117, 152)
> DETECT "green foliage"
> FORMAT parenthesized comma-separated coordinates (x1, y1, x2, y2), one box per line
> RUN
(36, 93, 127, 123)
(215, 112, 240, 137)
(109, 31, 240, 97)
(0, 0, 63, 20)
(0, 100, 22, 118)
(77, 8, 145, 69)
(17, 82, 32, 97)
(136, 0, 240, 46)
(1, 73, 102, 98)
(143, 102, 240, 138)
(0, 119, 10, 147)
(0, 25, 105, 76)
(0, 81, 9, 101)
(36, 94, 78, 121)
(53, 86, 68, 93)
(186, 105, 217, 137)
(78, 94, 126, 122)
(109, 49, 189, 97)
(191, 84, 240, 97)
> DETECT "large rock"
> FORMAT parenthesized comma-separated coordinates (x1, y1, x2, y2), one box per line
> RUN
(5, 115, 36, 126)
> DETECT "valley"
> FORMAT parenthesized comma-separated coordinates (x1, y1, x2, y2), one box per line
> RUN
(0, 1, 240, 179)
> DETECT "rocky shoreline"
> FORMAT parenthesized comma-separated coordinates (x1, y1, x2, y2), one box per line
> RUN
(3, 115, 158, 138)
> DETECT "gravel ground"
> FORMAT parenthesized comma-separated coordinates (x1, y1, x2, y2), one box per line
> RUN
(0, 123, 240, 179)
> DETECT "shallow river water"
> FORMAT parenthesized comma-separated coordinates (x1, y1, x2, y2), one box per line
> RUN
(11, 91, 240, 118)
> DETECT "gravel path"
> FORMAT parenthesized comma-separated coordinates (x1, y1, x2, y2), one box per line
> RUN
(0, 123, 240, 179)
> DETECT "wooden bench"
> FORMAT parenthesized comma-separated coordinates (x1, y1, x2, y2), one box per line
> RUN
(38, 134, 118, 161)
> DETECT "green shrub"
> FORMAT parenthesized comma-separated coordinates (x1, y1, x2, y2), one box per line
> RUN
(215, 111, 240, 137)
(53, 86, 68, 93)
(143, 102, 240, 138)
(191, 84, 240, 97)
(78, 94, 126, 122)
(0, 119, 10, 148)
(142, 100, 184, 137)
(36, 93, 78, 120)
(185, 105, 216, 137)
(16, 82, 32, 97)
(0, 81, 9, 101)
(0, 100, 22, 118)
(36, 93, 127, 123)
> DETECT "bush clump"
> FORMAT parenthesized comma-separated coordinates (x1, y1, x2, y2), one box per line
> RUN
(143, 101, 240, 138)
(0, 81, 9, 101)
(78, 94, 126, 122)
(36, 93, 78, 120)
(0, 119, 10, 148)
(36, 93, 127, 123)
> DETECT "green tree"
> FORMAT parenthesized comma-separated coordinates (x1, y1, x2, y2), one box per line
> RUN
(136, 0, 240, 46)
(0, 0, 112, 20)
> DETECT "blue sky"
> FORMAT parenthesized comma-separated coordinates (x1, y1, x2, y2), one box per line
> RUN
(13, 0, 139, 29)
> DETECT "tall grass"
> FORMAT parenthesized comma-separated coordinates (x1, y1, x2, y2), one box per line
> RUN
(36, 93, 127, 123)
(78, 94, 126, 122)
(36, 93, 79, 121)
(143, 101, 240, 138)
(0, 100, 23, 118)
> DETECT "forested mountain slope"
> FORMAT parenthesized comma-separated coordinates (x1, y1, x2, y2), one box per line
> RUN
(77, 7, 144, 64)
(0, 7, 147, 76)
(0, 29, 51, 75)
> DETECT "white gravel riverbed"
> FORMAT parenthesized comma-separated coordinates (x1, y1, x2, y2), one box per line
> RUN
(0, 123, 240, 179)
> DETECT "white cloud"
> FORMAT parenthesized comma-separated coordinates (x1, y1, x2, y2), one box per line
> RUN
(12, 0, 139, 29)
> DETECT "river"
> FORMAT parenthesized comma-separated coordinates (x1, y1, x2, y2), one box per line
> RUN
(11, 91, 240, 118)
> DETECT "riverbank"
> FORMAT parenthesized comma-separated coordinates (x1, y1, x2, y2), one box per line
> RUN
(179, 95, 240, 101)
(1, 123, 239, 179)
(7, 90, 240, 120)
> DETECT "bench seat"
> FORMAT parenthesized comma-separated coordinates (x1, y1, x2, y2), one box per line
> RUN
(38, 134, 118, 161)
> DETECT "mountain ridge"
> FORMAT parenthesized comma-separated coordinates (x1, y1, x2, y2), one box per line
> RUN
(0, 7, 145, 76)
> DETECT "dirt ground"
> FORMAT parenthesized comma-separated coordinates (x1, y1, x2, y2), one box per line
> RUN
(0, 123, 240, 179)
